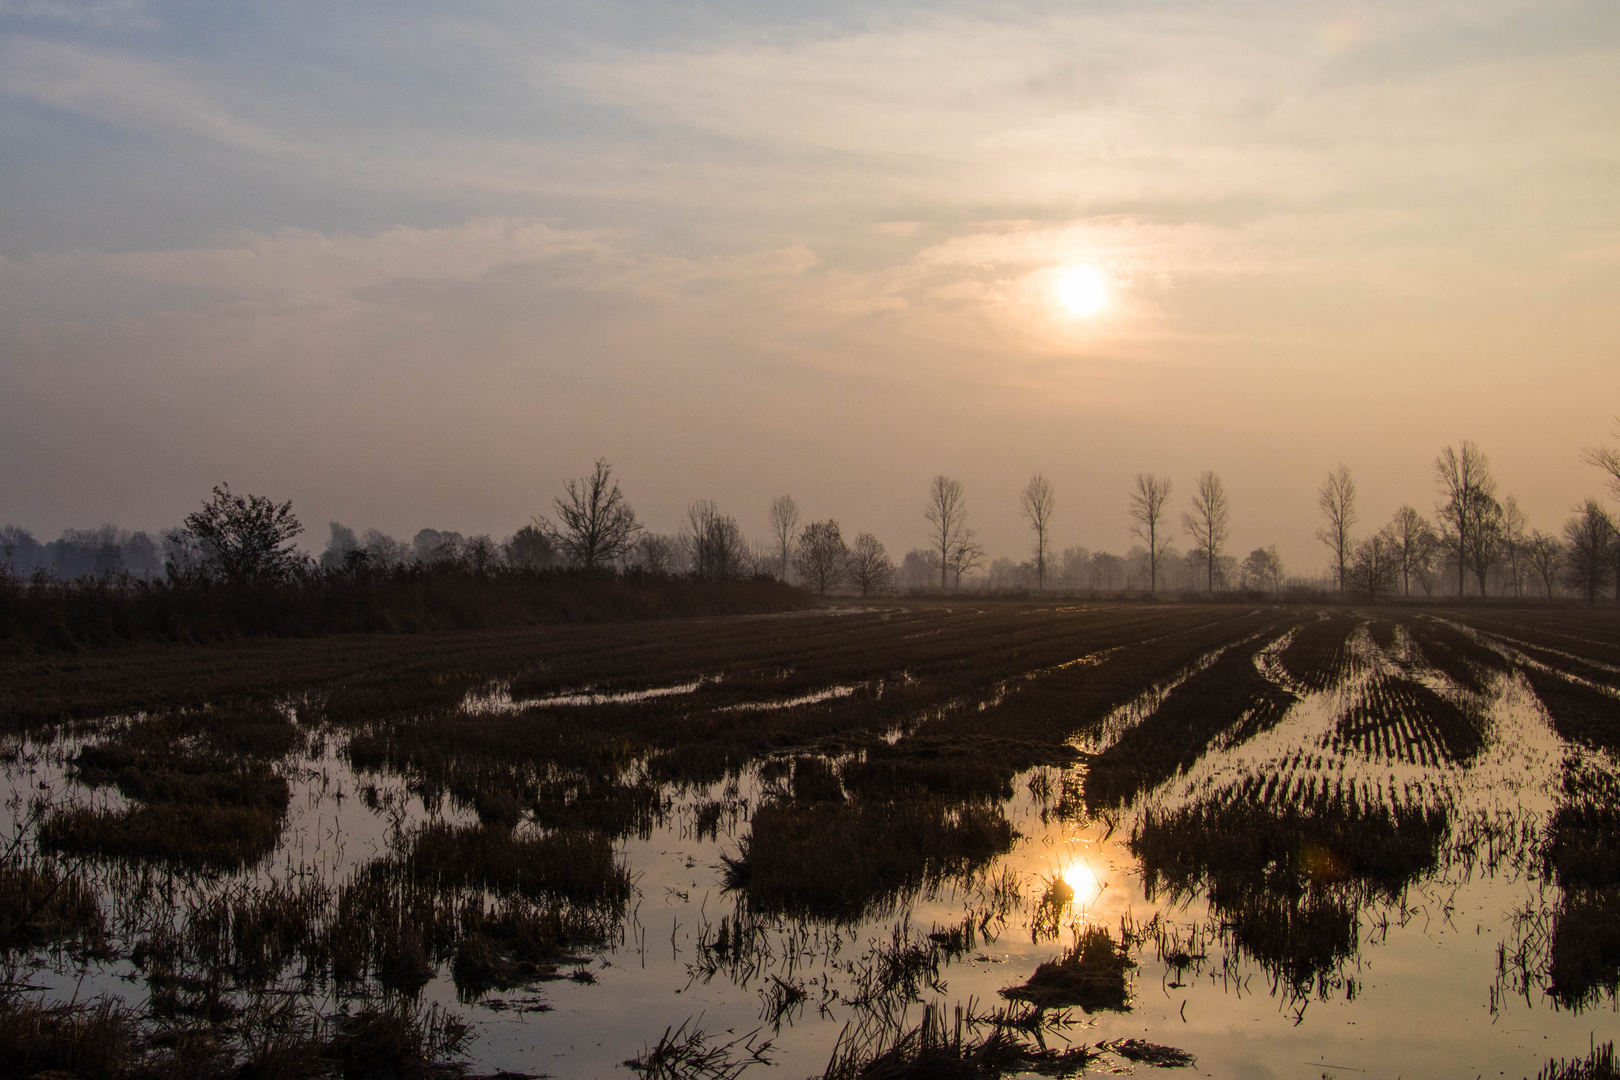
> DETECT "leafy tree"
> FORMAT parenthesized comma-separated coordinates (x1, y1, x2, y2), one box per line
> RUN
(182, 484, 305, 586)
(412, 529, 465, 565)
(320, 523, 361, 570)
(1181, 471, 1229, 593)
(502, 524, 558, 570)
(898, 548, 939, 590)
(464, 535, 498, 573)
(1315, 464, 1356, 591)
(551, 459, 640, 570)
(1128, 473, 1173, 594)
(795, 520, 849, 595)
(0, 527, 45, 576)
(1020, 473, 1056, 590)
(361, 529, 406, 567)
(848, 532, 894, 597)
(1240, 546, 1284, 592)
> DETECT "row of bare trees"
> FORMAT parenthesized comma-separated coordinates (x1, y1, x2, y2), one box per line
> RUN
(1305, 436, 1620, 603)
(15, 428, 1620, 601)
(1122, 471, 1231, 593)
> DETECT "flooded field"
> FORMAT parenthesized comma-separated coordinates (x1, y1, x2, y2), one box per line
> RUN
(3, 602, 1618, 1078)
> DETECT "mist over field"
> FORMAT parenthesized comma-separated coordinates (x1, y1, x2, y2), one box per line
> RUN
(2, 0, 1618, 578)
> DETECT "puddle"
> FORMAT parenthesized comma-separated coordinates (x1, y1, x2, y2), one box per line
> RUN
(464, 677, 715, 714)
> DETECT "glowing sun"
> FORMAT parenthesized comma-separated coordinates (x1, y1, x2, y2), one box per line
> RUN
(1061, 861, 1103, 906)
(1055, 265, 1107, 317)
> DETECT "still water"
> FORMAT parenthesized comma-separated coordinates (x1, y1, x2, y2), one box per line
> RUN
(5, 618, 1616, 1078)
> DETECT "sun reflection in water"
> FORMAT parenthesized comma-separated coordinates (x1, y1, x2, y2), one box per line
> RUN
(1061, 860, 1103, 908)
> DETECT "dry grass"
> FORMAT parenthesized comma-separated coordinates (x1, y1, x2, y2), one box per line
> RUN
(1000, 925, 1135, 1012)
(723, 795, 1014, 920)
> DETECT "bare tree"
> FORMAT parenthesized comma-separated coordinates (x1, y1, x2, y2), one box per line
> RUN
(849, 532, 895, 597)
(923, 475, 967, 592)
(768, 495, 800, 583)
(949, 529, 987, 589)
(1315, 465, 1357, 591)
(1020, 473, 1056, 591)
(183, 484, 305, 586)
(1498, 495, 1528, 597)
(1347, 530, 1398, 598)
(1128, 473, 1173, 594)
(1582, 418, 1620, 500)
(1181, 471, 1229, 593)
(1523, 530, 1563, 598)
(550, 459, 640, 570)
(627, 533, 672, 575)
(1561, 500, 1616, 604)
(1386, 506, 1434, 598)
(683, 500, 748, 581)
(795, 520, 849, 595)
(1581, 420, 1620, 603)
(1434, 441, 1498, 596)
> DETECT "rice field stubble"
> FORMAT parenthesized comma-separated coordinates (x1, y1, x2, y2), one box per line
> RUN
(1, 599, 1618, 1078)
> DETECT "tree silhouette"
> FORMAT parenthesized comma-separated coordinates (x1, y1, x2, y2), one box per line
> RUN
(1387, 506, 1435, 598)
(1128, 474, 1173, 594)
(849, 532, 894, 597)
(1523, 530, 1563, 598)
(769, 495, 800, 583)
(1316, 465, 1357, 591)
(684, 500, 747, 581)
(1181, 471, 1229, 593)
(182, 484, 304, 586)
(551, 459, 640, 570)
(924, 476, 967, 592)
(1020, 474, 1056, 591)
(1562, 500, 1616, 604)
(1435, 441, 1498, 596)
(795, 520, 849, 595)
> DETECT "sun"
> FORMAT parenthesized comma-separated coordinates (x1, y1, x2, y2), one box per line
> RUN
(1055, 265, 1107, 317)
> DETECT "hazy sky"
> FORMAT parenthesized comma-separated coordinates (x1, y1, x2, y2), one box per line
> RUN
(3, 0, 1618, 572)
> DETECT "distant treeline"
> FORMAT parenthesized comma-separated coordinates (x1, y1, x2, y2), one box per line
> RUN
(8, 433, 1620, 620)
(0, 474, 812, 649)
(0, 564, 808, 649)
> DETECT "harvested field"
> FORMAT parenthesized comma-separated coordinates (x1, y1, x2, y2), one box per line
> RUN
(1, 599, 1617, 1078)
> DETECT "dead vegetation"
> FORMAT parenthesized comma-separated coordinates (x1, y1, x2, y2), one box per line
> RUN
(1541, 1040, 1618, 1080)
(3, 600, 1620, 1073)
(722, 795, 1014, 919)
(1000, 925, 1135, 1012)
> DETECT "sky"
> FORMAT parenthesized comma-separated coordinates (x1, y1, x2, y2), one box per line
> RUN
(2, 0, 1618, 573)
